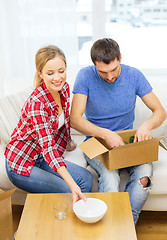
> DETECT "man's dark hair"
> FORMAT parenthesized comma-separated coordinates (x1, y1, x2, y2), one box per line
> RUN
(91, 38, 121, 64)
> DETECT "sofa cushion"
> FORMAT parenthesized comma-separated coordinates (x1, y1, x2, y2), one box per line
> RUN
(0, 88, 32, 143)
(160, 124, 167, 149)
(0, 142, 15, 189)
(64, 134, 87, 168)
(151, 146, 167, 194)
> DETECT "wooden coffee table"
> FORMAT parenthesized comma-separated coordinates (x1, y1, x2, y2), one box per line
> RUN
(15, 192, 137, 240)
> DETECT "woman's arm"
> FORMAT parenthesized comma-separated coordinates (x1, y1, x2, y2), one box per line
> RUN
(57, 166, 86, 204)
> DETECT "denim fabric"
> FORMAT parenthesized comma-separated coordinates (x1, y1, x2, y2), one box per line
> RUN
(84, 154, 153, 225)
(6, 154, 93, 194)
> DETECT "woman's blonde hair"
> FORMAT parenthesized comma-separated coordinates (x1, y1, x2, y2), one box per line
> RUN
(34, 45, 66, 89)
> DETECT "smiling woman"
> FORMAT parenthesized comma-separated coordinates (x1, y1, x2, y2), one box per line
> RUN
(34, 46, 67, 113)
(39, 58, 66, 93)
(4, 45, 93, 205)
(35, 46, 67, 116)
(34, 45, 67, 89)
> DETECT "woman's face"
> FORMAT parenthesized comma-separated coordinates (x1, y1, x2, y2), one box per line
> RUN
(39, 56, 66, 93)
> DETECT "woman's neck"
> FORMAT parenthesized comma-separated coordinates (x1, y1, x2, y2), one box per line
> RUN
(53, 92, 63, 116)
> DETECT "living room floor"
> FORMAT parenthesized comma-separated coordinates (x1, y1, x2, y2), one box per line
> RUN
(12, 205, 167, 240)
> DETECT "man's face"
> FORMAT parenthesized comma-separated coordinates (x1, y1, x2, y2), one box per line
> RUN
(95, 58, 121, 83)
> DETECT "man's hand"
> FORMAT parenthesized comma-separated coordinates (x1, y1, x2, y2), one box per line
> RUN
(66, 140, 77, 151)
(104, 130, 125, 149)
(134, 124, 152, 142)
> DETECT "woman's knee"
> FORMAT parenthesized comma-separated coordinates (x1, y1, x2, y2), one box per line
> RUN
(68, 164, 93, 192)
(81, 168, 93, 192)
(88, 170, 93, 190)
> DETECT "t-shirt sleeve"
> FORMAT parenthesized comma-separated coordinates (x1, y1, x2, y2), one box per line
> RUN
(135, 69, 153, 97)
(73, 68, 89, 96)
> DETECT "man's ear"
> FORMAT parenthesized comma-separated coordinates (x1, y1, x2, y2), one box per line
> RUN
(119, 54, 122, 62)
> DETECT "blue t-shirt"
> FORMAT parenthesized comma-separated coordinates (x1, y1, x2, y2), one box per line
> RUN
(73, 64, 152, 138)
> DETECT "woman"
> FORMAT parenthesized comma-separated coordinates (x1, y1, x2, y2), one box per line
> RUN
(5, 45, 92, 204)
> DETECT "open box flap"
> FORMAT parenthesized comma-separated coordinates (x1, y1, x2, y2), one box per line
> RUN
(159, 141, 167, 151)
(79, 137, 109, 159)
(158, 134, 167, 150)
(111, 136, 165, 151)
(116, 129, 137, 142)
(0, 189, 16, 201)
(79, 133, 165, 160)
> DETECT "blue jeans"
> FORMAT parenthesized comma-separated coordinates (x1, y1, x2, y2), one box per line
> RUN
(5, 154, 93, 194)
(84, 154, 153, 225)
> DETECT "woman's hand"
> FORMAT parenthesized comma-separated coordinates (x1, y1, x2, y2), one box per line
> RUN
(71, 184, 87, 205)
(66, 140, 77, 151)
(57, 166, 86, 205)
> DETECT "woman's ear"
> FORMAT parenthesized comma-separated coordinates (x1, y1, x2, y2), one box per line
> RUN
(38, 71, 42, 79)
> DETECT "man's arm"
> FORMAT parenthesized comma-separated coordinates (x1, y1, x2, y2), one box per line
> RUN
(70, 93, 124, 148)
(134, 91, 167, 142)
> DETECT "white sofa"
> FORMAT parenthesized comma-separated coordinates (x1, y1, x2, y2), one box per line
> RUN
(0, 81, 167, 210)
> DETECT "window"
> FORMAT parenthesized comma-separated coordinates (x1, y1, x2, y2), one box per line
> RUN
(76, 0, 167, 70)
(0, 0, 166, 96)
(0, 0, 79, 95)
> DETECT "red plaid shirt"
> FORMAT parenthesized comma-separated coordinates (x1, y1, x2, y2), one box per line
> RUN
(5, 82, 71, 176)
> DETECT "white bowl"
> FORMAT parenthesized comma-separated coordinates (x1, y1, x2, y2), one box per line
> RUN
(73, 198, 107, 223)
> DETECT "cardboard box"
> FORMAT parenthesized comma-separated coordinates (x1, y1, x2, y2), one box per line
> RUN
(79, 129, 165, 170)
(0, 189, 16, 240)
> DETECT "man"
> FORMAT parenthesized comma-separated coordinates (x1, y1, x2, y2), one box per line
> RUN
(70, 38, 166, 225)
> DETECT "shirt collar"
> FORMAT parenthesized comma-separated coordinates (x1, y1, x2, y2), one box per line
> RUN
(39, 82, 67, 109)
